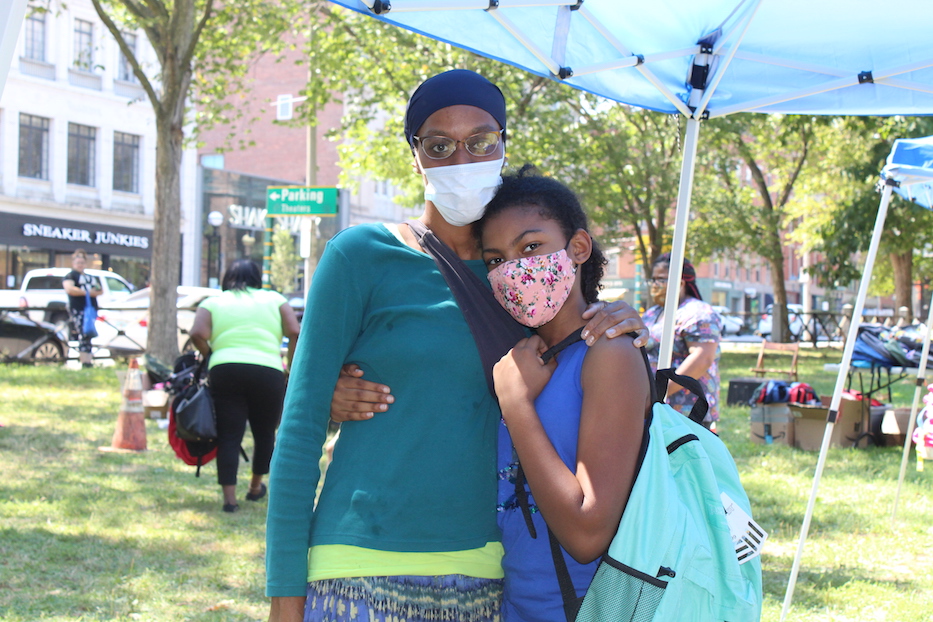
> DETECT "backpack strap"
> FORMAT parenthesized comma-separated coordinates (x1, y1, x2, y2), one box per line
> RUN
(548, 527, 584, 622)
(654, 367, 709, 424)
(540, 327, 585, 364)
(513, 463, 537, 539)
(407, 220, 526, 396)
(513, 329, 587, 541)
(512, 336, 655, 622)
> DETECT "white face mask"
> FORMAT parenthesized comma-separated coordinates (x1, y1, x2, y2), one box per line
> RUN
(420, 156, 505, 227)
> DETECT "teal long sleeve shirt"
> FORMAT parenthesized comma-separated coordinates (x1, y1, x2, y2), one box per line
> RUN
(265, 224, 502, 597)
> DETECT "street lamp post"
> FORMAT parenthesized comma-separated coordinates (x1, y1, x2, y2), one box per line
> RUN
(242, 232, 256, 260)
(207, 210, 224, 288)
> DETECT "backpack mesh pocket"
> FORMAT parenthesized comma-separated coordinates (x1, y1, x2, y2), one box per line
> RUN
(576, 557, 667, 622)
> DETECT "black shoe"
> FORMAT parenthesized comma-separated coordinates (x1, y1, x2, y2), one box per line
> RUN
(82, 363, 93, 369)
(223, 503, 239, 513)
(245, 483, 267, 502)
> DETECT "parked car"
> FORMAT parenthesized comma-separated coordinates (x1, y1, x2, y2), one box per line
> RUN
(0, 268, 135, 325)
(0, 310, 68, 362)
(711, 305, 744, 335)
(98, 286, 221, 354)
(757, 303, 804, 340)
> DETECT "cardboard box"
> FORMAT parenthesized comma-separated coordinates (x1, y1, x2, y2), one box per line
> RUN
(882, 407, 913, 447)
(750, 403, 795, 446)
(789, 395, 866, 451)
(143, 389, 169, 419)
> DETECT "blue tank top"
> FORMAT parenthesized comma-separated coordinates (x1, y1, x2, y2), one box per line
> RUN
(496, 340, 599, 622)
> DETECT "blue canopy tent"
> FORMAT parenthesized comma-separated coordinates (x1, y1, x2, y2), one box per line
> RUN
(884, 137, 933, 523)
(321, 1, 933, 618)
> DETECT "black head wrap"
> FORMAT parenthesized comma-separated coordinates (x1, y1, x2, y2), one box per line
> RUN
(404, 69, 507, 149)
(653, 252, 702, 301)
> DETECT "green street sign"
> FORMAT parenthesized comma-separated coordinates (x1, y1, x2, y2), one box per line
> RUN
(266, 186, 338, 216)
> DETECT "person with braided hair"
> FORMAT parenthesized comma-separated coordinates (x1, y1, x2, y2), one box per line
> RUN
(643, 253, 723, 430)
(475, 169, 650, 621)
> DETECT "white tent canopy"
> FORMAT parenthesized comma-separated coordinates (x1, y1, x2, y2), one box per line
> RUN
(329, 1, 933, 619)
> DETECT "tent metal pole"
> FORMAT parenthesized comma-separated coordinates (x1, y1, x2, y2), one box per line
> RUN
(0, 0, 29, 100)
(658, 116, 700, 369)
(367, 0, 573, 11)
(781, 182, 895, 622)
(891, 289, 933, 520)
(488, 11, 560, 76)
(695, 0, 763, 117)
(576, 6, 694, 117)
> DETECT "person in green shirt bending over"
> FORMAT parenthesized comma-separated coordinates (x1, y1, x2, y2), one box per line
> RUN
(189, 259, 300, 513)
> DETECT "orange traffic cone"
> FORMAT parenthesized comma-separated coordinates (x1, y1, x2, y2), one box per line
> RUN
(100, 358, 147, 452)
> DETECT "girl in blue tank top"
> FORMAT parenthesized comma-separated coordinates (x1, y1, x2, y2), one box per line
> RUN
(475, 168, 652, 622)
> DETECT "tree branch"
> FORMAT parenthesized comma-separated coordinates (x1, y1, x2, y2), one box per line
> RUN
(777, 129, 811, 208)
(90, 0, 162, 114)
(139, 0, 169, 22)
(119, 0, 153, 21)
(333, 13, 415, 100)
(117, 0, 164, 51)
(181, 0, 214, 72)
(514, 76, 549, 119)
(738, 141, 773, 211)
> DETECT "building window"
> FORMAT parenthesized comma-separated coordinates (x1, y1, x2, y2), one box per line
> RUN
(18, 114, 50, 180)
(74, 18, 94, 70)
(67, 123, 96, 186)
(117, 32, 136, 82)
(24, 12, 46, 62)
(201, 154, 224, 170)
(276, 94, 293, 121)
(113, 132, 140, 193)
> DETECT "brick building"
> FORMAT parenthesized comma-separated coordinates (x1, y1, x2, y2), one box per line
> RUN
(195, 34, 419, 293)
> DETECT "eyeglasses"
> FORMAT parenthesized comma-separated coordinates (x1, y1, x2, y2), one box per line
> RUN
(413, 130, 503, 160)
(649, 278, 669, 285)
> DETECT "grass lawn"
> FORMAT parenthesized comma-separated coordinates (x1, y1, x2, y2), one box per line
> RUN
(718, 343, 933, 622)
(1, 348, 931, 621)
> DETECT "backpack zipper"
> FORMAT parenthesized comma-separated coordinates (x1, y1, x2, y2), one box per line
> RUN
(657, 566, 676, 578)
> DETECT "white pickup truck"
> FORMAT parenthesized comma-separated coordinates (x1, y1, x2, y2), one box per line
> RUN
(0, 268, 135, 324)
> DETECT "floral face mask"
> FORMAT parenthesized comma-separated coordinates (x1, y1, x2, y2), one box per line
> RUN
(488, 248, 577, 328)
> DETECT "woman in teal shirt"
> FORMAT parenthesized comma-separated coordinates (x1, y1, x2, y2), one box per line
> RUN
(266, 70, 647, 622)
(189, 259, 300, 513)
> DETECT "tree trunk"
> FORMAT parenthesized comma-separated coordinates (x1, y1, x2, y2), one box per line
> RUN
(148, 113, 184, 364)
(767, 234, 791, 343)
(890, 251, 914, 323)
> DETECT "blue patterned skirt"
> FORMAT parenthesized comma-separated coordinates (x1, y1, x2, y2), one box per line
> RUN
(304, 575, 502, 622)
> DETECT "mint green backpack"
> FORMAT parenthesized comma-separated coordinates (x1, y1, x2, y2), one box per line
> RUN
(534, 362, 764, 622)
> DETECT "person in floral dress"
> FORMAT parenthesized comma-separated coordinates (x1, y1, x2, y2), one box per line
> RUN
(642, 253, 723, 429)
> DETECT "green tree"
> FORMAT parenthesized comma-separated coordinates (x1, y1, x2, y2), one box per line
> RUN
(795, 116, 933, 321)
(89, 0, 301, 363)
(690, 114, 828, 341)
(296, 4, 685, 303)
(269, 225, 299, 294)
(294, 5, 621, 203)
(568, 107, 684, 283)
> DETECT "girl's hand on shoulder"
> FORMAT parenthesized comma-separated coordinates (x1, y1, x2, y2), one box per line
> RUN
(581, 300, 648, 347)
(493, 335, 555, 411)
